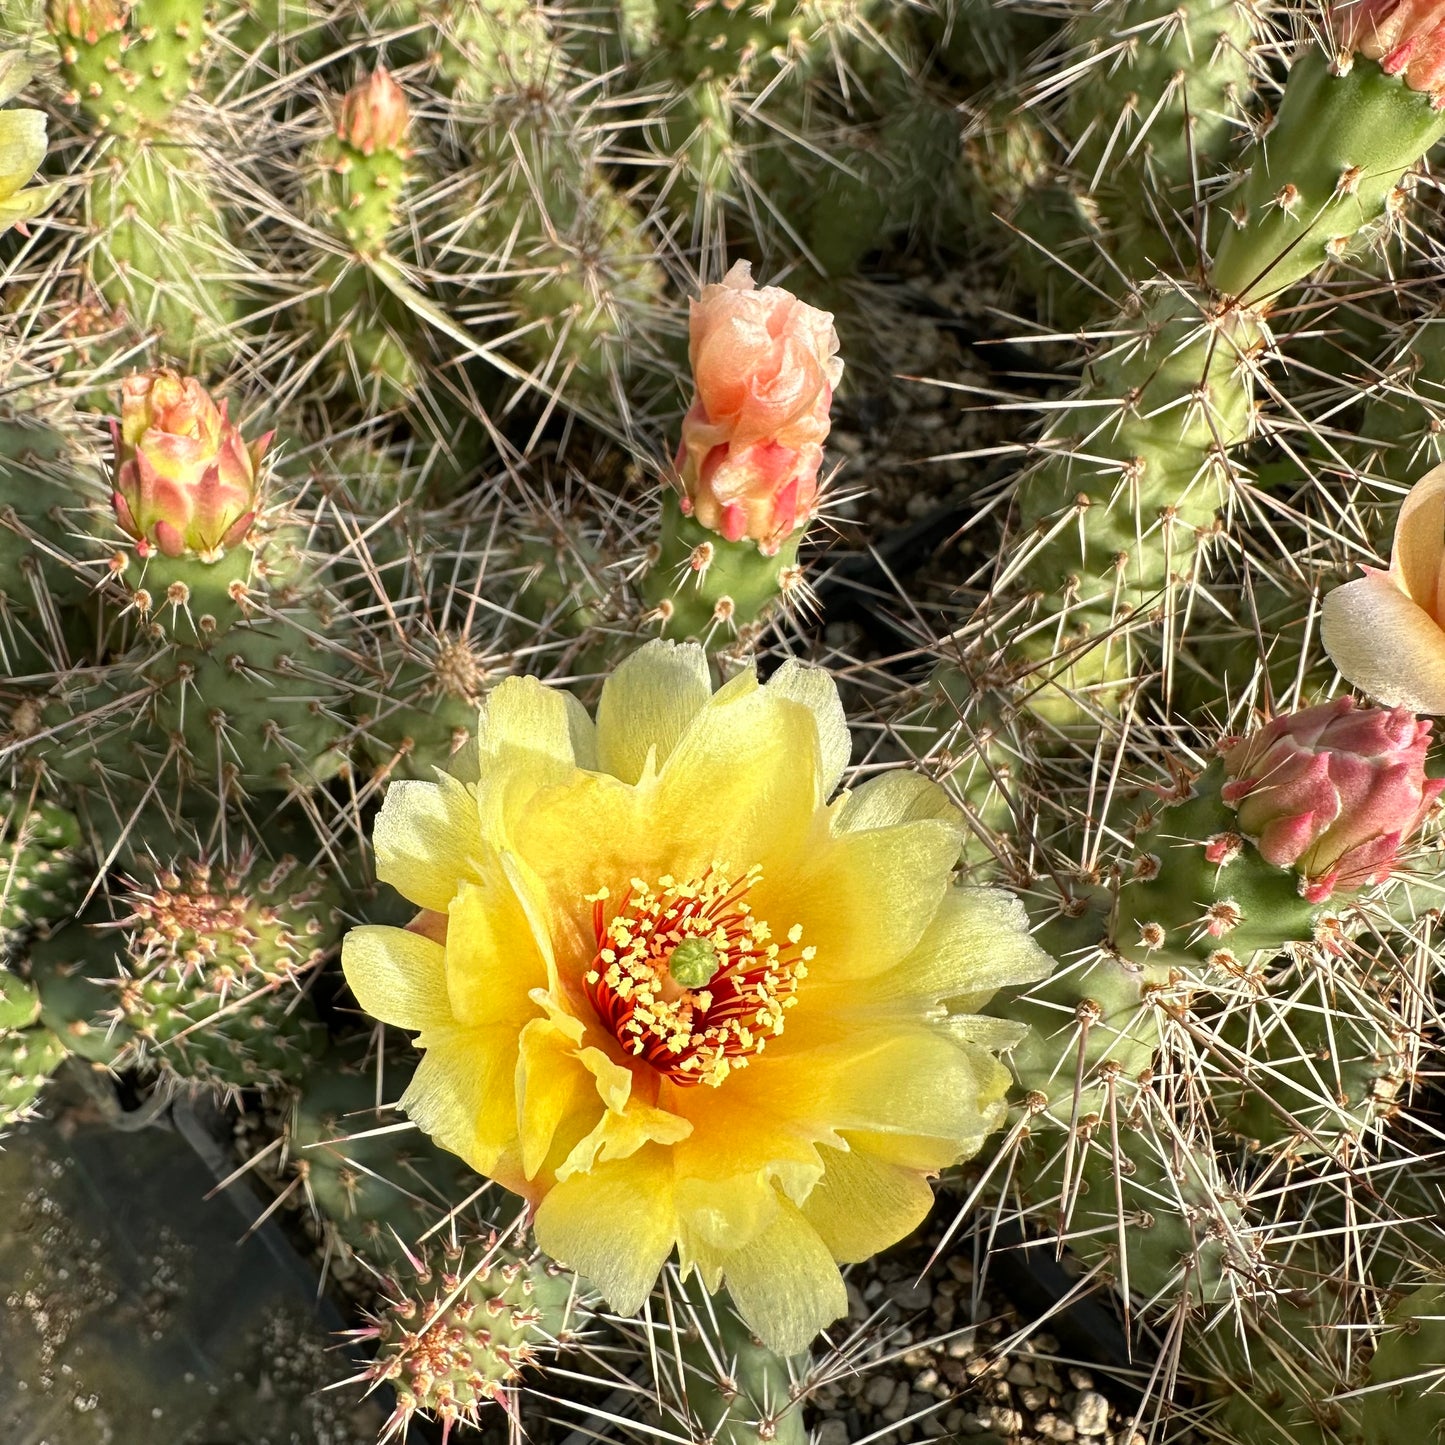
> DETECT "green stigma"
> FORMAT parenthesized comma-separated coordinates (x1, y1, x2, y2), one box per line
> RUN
(668, 937, 721, 989)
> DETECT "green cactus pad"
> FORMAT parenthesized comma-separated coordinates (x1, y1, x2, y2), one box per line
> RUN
(645, 492, 805, 645)
(1213, 53, 1445, 306)
(0, 792, 86, 943)
(52, 0, 203, 137)
(362, 1235, 584, 1437)
(0, 1025, 67, 1127)
(30, 855, 336, 1091)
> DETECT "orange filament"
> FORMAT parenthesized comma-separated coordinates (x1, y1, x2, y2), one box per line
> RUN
(582, 865, 812, 1087)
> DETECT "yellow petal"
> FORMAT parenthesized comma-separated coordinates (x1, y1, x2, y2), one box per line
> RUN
(755, 818, 962, 983)
(831, 1127, 962, 1174)
(801, 1141, 936, 1263)
(478, 673, 597, 833)
(0, 108, 45, 206)
(533, 1147, 677, 1315)
(445, 867, 552, 1029)
(667, 1080, 827, 1204)
(516, 1017, 592, 1180)
(401, 1024, 525, 1191)
(759, 1028, 1009, 1157)
(0, 186, 56, 232)
(596, 640, 712, 785)
(654, 682, 826, 882)
(559, 1096, 693, 1178)
(834, 770, 961, 832)
(676, 1171, 783, 1253)
(859, 887, 1054, 1015)
(721, 1198, 848, 1354)
(1322, 572, 1445, 713)
(1390, 461, 1445, 618)
(374, 773, 483, 912)
(765, 660, 851, 799)
(515, 686, 827, 948)
(341, 925, 451, 1031)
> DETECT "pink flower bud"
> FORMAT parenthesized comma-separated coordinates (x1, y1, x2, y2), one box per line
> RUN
(675, 260, 843, 555)
(1219, 697, 1443, 902)
(338, 67, 410, 157)
(1335, 0, 1445, 102)
(110, 369, 268, 561)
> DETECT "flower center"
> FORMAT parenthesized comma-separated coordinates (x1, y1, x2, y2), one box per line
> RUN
(583, 865, 812, 1088)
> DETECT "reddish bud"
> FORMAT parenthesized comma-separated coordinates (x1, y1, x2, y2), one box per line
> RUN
(1220, 697, 1443, 902)
(110, 369, 267, 561)
(1336, 0, 1445, 102)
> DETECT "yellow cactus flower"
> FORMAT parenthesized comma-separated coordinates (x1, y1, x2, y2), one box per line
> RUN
(342, 641, 1052, 1352)
(0, 53, 59, 235)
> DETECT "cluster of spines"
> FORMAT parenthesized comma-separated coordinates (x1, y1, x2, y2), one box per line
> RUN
(354, 1234, 583, 1441)
(24, 849, 337, 1095)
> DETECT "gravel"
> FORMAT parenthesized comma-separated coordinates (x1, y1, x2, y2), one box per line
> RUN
(809, 1209, 1148, 1445)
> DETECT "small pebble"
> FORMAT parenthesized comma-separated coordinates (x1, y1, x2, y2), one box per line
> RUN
(1072, 1389, 1111, 1436)
(985, 1404, 1025, 1435)
(1069, 1368, 1096, 1390)
(815, 1422, 849, 1445)
(881, 1380, 912, 1423)
(890, 1277, 933, 1312)
(865, 1375, 898, 1408)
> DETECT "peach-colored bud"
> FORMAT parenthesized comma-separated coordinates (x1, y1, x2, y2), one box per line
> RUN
(110, 369, 268, 561)
(46, 0, 124, 44)
(1322, 461, 1445, 712)
(675, 260, 842, 555)
(1336, 0, 1445, 101)
(338, 67, 410, 157)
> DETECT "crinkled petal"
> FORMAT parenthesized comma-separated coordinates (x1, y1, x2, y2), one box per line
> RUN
(654, 680, 825, 881)
(0, 183, 56, 232)
(788, 1028, 1009, 1149)
(1322, 573, 1445, 714)
(941, 1015, 1031, 1050)
(754, 819, 963, 983)
(596, 640, 712, 785)
(0, 53, 34, 108)
(516, 1017, 592, 1180)
(765, 660, 850, 799)
(666, 1079, 827, 1203)
(533, 1147, 677, 1315)
(445, 865, 552, 1029)
(855, 887, 1054, 1015)
(341, 925, 451, 1031)
(374, 773, 484, 912)
(677, 1171, 782, 1256)
(834, 770, 961, 832)
(801, 1141, 936, 1263)
(517, 684, 827, 948)
(558, 1096, 693, 1179)
(722, 1198, 848, 1354)
(401, 1024, 524, 1191)
(479, 673, 598, 832)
